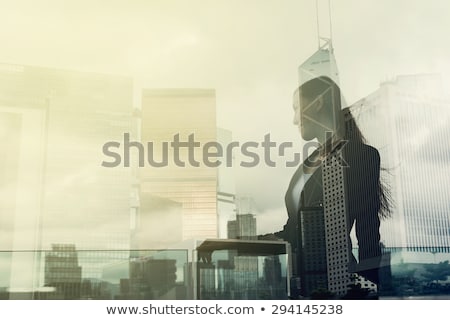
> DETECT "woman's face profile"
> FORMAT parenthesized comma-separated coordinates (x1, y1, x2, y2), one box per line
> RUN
(293, 77, 341, 143)
(293, 88, 326, 141)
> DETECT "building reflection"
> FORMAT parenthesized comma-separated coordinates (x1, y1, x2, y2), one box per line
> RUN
(196, 239, 290, 300)
(44, 244, 82, 299)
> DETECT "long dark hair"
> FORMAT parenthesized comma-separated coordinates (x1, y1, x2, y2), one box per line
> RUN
(299, 76, 393, 219)
(342, 107, 393, 219)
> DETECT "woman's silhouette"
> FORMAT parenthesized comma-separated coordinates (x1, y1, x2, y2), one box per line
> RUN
(269, 76, 391, 297)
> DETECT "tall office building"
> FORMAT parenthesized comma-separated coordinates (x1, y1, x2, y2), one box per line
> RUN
(140, 89, 218, 241)
(227, 196, 257, 240)
(295, 42, 355, 297)
(298, 206, 328, 295)
(39, 68, 135, 253)
(263, 256, 285, 299)
(217, 128, 237, 239)
(350, 74, 450, 253)
(298, 39, 340, 85)
(321, 155, 352, 296)
(227, 214, 257, 240)
(295, 154, 354, 297)
(225, 197, 259, 298)
(44, 244, 82, 299)
(0, 78, 47, 296)
(125, 257, 178, 299)
(0, 64, 137, 291)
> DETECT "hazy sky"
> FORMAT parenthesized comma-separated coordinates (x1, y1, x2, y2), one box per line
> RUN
(1, 0, 449, 233)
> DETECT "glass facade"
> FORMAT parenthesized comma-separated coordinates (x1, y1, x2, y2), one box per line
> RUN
(140, 89, 218, 242)
(352, 75, 450, 252)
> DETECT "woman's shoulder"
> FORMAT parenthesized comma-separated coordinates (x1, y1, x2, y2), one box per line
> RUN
(345, 141, 380, 163)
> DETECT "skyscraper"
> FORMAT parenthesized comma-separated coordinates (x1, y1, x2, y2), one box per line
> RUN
(295, 41, 355, 297)
(227, 196, 257, 240)
(225, 197, 259, 298)
(350, 74, 450, 254)
(0, 91, 47, 297)
(217, 128, 237, 239)
(140, 89, 218, 241)
(227, 214, 257, 240)
(0, 63, 137, 291)
(44, 244, 82, 299)
(39, 67, 135, 253)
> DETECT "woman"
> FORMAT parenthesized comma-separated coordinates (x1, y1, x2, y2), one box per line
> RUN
(271, 76, 391, 297)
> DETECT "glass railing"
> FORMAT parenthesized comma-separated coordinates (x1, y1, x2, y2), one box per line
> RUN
(2, 246, 449, 299)
(306, 247, 450, 299)
(194, 239, 291, 299)
(0, 249, 188, 300)
(0, 240, 292, 300)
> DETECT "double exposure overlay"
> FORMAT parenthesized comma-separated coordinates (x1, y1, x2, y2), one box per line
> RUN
(1, 1, 450, 300)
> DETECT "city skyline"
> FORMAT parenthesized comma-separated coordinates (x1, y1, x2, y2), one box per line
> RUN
(3, 65, 448, 300)
(0, 0, 450, 233)
(1, 0, 450, 300)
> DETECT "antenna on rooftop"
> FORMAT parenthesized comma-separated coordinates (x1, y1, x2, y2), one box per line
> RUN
(315, 0, 334, 52)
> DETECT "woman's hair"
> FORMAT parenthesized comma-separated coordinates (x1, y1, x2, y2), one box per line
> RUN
(299, 76, 393, 218)
(342, 107, 366, 143)
(342, 107, 393, 219)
